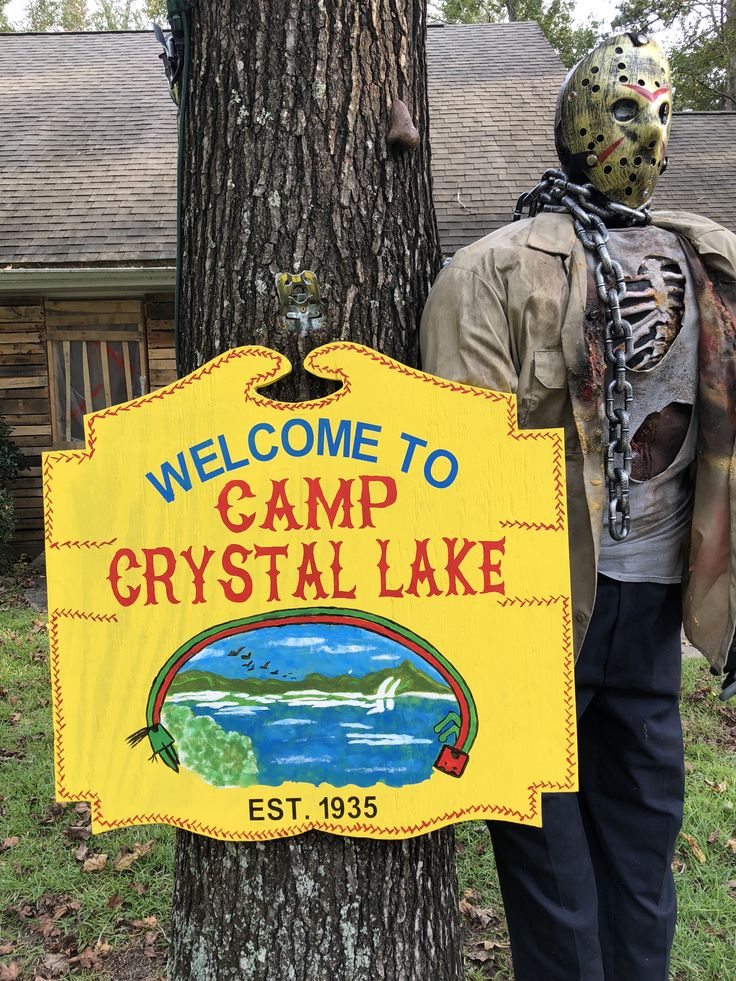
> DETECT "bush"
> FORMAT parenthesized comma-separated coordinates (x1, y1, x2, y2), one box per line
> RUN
(0, 416, 27, 547)
(160, 702, 260, 788)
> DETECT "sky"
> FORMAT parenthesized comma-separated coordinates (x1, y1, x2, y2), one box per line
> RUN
(184, 621, 447, 685)
(4, 2, 630, 36)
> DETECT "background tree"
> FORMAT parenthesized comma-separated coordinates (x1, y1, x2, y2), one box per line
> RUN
(438, 0, 602, 66)
(13, 0, 165, 31)
(615, 0, 736, 108)
(168, 1, 461, 979)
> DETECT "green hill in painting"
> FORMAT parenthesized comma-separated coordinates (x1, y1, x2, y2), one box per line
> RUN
(169, 659, 448, 696)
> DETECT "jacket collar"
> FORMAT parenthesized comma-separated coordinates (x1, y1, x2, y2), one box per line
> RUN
(525, 212, 578, 257)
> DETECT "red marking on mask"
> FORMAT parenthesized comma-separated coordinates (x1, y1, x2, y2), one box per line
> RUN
(597, 136, 624, 164)
(623, 83, 670, 103)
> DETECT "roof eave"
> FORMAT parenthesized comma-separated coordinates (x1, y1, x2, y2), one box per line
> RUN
(0, 265, 176, 297)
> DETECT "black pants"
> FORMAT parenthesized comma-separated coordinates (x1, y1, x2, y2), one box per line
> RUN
(488, 575, 685, 981)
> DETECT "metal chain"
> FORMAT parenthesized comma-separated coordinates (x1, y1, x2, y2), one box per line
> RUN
(514, 169, 651, 541)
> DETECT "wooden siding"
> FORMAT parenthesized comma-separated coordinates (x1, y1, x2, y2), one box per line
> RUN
(1, 293, 176, 556)
(145, 297, 176, 389)
(1, 302, 50, 553)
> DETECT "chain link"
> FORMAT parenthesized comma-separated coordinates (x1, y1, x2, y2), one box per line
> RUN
(514, 169, 651, 541)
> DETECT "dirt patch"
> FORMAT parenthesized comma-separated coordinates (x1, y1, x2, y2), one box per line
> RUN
(97, 937, 167, 981)
(712, 701, 736, 751)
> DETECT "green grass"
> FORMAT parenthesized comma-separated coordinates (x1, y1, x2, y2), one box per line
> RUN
(0, 604, 173, 979)
(1, 589, 735, 979)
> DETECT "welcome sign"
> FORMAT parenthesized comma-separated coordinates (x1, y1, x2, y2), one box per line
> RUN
(43, 343, 576, 840)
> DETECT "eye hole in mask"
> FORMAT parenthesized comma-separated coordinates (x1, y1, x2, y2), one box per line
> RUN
(612, 98, 638, 121)
(659, 103, 670, 123)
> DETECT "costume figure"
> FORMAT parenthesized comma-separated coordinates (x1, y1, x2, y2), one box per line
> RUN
(421, 33, 736, 980)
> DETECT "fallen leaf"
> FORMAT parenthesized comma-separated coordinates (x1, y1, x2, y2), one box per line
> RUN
(128, 882, 147, 896)
(82, 852, 108, 872)
(74, 844, 89, 862)
(63, 825, 90, 842)
(39, 803, 66, 825)
(726, 839, 736, 853)
(467, 939, 510, 963)
(705, 778, 728, 793)
(0, 963, 21, 980)
(672, 857, 686, 873)
(113, 840, 154, 871)
(31, 914, 60, 939)
(8, 713, 21, 725)
(73, 802, 90, 818)
(459, 899, 496, 929)
(107, 894, 124, 909)
(42, 951, 70, 976)
(0, 837, 19, 852)
(681, 832, 706, 864)
(70, 948, 101, 971)
(454, 840, 466, 856)
(129, 915, 158, 930)
(708, 830, 721, 844)
(0, 944, 13, 955)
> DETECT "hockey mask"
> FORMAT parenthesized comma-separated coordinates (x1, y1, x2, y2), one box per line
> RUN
(555, 33, 672, 207)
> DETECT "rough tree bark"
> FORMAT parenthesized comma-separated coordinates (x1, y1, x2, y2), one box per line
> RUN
(168, 2, 462, 979)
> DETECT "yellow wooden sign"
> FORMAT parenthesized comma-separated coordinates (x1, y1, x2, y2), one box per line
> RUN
(43, 343, 576, 840)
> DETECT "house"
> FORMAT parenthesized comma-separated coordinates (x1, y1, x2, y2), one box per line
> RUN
(1, 23, 735, 554)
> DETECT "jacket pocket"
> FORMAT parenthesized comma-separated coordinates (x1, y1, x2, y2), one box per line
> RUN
(519, 348, 568, 428)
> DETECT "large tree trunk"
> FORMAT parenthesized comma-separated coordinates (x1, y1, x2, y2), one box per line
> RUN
(169, 2, 462, 979)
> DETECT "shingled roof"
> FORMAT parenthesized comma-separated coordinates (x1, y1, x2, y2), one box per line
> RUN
(0, 30, 177, 266)
(427, 21, 565, 254)
(0, 26, 734, 268)
(653, 111, 736, 227)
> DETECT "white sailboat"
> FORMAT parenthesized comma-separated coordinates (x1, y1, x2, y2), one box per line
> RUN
(367, 676, 401, 714)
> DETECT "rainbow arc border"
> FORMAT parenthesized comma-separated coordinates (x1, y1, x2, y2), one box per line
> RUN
(143, 606, 477, 757)
(48, 596, 575, 839)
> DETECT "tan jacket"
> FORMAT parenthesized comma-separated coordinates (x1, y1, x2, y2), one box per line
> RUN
(420, 210, 736, 670)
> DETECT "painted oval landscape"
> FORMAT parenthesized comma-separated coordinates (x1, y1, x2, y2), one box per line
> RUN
(159, 615, 462, 789)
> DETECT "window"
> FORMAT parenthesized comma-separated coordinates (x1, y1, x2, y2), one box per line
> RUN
(47, 300, 148, 448)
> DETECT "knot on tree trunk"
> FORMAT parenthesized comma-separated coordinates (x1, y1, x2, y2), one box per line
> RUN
(387, 99, 420, 152)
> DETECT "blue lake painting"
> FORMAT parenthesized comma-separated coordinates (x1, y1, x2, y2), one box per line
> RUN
(160, 619, 460, 788)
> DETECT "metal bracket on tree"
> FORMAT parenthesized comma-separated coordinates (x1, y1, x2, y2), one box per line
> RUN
(275, 271, 326, 335)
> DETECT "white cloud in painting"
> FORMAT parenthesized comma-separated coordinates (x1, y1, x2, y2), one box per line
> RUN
(321, 644, 373, 654)
(371, 654, 401, 662)
(266, 636, 325, 647)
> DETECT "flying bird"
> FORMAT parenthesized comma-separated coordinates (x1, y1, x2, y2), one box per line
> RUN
(259, 660, 271, 669)
(227, 646, 247, 657)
